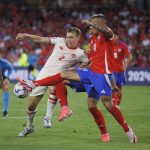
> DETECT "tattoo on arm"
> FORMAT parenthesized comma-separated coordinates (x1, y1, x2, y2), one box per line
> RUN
(91, 24, 113, 39)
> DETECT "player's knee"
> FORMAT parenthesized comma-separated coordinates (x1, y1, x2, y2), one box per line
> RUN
(103, 102, 112, 111)
(88, 106, 96, 112)
(28, 105, 36, 111)
(101, 96, 112, 111)
(88, 101, 97, 110)
(60, 71, 67, 79)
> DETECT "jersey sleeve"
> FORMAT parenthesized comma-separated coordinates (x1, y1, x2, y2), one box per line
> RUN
(48, 37, 64, 45)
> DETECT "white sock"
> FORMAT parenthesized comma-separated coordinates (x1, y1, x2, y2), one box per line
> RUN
(27, 110, 37, 129)
(45, 94, 57, 120)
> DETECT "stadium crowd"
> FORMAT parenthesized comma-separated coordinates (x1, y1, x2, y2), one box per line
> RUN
(0, 1, 150, 68)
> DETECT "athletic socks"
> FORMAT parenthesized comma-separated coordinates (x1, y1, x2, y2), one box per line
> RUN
(3, 91, 10, 113)
(45, 93, 57, 119)
(35, 73, 63, 86)
(27, 110, 37, 129)
(109, 105, 129, 132)
(56, 82, 68, 107)
(89, 107, 107, 134)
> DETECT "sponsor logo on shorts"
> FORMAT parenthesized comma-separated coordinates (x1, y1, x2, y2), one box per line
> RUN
(100, 90, 105, 94)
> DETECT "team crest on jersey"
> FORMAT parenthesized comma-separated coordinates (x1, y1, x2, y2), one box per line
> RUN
(59, 46, 63, 50)
(97, 35, 101, 40)
(71, 54, 76, 58)
(118, 48, 122, 52)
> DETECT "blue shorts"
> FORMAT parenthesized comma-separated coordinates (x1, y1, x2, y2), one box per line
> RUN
(67, 81, 100, 100)
(75, 68, 112, 97)
(113, 72, 126, 86)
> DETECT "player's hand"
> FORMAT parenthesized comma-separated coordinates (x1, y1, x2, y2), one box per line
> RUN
(16, 33, 26, 41)
(112, 86, 121, 96)
(81, 19, 92, 26)
(80, 62, 89, 68)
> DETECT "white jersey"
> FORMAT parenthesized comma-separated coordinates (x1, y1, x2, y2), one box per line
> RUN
(37, 37, 88, 80)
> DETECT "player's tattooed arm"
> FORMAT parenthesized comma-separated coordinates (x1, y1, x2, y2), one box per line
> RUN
(81, 19, 113, 39)
(94, 25, 113, 39)
(80, 59, 92, 68)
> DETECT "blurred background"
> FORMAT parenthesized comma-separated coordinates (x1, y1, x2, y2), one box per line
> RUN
(0, 0, 150, 84)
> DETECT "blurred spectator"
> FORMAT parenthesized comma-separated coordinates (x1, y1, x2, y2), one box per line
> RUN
(0, 0, 149, 68)
(18, 50, 28, 67)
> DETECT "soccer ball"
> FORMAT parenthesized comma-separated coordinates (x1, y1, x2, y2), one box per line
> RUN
(13, 82, 29, 98)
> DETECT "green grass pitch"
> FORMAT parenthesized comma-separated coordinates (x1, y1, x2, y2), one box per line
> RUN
(0, 85, 150, 150)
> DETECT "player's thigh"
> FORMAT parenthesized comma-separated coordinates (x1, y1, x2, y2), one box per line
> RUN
(101, 95, 112, 110)
(87, 97, 99, 108)
(61, 69, 81, 81)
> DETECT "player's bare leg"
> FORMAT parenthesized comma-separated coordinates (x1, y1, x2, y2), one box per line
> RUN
(0, 70, 3, 88)
(101, 96, 137, 143)
(18, 95, 43, 137)
(2, 78, 10, 117)
(87, 97, 110, 142)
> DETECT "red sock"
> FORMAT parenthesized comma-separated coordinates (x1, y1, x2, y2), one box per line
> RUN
(89, 107, 107, 134)
(56, 82, 68, 107)
(117, 86, 122, 105)
(112, 86, 122, 105)
(35, 73, 63, 86)
(109, 105, 129, 132)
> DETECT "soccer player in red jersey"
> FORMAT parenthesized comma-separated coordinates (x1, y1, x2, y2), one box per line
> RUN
(112, 33, 132, 105)
(19, 14, 137, 143)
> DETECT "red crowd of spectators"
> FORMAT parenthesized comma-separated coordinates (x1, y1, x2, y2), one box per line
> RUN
(0, 1, 149, 68)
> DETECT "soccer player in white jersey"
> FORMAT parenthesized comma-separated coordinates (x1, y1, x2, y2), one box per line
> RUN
(16, 27, 88, 137)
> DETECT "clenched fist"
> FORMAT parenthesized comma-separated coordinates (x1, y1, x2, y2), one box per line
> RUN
(16, 33, 27, 40)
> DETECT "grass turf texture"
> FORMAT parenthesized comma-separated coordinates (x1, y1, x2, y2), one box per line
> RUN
(0, 85, 150, 150)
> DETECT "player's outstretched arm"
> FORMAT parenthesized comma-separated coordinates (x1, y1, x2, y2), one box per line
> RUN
(16, 33, 49, 44)
(81, 19, 113, 39)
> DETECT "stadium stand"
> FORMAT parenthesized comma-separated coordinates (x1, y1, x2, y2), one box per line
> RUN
(0, 0, 149, 68)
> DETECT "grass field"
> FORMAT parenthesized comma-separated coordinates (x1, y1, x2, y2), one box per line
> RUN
(0, 85, 150, 150)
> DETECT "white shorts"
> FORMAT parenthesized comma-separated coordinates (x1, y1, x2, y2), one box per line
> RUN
(29, 67, 58, 96)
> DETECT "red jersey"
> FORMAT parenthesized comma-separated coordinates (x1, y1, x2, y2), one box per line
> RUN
(89, 32, 114, 74)
(112, 41, 131, 72)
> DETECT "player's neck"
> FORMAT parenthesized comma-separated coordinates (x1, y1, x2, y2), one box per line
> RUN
(66, 43, 78, 50)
